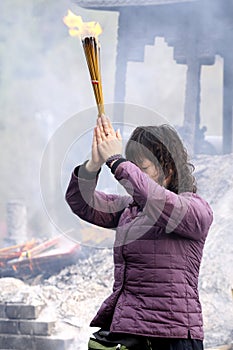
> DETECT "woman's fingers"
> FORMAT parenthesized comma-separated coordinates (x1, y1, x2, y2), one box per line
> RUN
(97, 116, 105, 134)
(100, 114, 115, 137)
(96, 115, 121, 145)
(98, 116, 110, 141)
(92, 127, 98, 148)
(95, 126, 103, 144)
(116, 128, 122, 140)
(104, 115, 115, 135)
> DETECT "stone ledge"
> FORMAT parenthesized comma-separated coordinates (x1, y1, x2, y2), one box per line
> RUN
(0, 319, 56, 336)
(0, 303, 78, 349)
(5, 304, 44, 320)
(0, 303, 45, 320)
(0, 333, 74, 350)
(19, 319, 55, 336)
(0, 304, 6, 319)
(0, 320, 18, 334)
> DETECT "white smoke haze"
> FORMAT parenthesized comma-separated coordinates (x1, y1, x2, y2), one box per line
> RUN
(0, 0, 228, 232)
(0, 0, 118, 236)
(0, 0, 232, 348)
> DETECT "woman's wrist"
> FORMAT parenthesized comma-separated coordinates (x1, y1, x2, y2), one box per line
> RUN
(85, 160, 101, 173)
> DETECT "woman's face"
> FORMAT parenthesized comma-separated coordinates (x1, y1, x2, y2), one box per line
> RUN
(138, 158, 160, 182)
(137, 158, 172, 188)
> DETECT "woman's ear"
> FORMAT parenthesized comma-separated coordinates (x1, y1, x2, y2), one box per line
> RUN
(163, 168, 173, 188)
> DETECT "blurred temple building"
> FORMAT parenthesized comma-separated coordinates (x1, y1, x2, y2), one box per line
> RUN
(74, 0, 233, 154)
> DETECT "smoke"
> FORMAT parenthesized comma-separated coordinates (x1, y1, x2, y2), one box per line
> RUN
(0, 0, 232, 347)
(0, 0, 231, 230)
(0, 0, 118, 238)
(0, 0, 231, 239)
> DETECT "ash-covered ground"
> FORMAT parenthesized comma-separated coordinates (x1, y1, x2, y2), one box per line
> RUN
(0, 154, 233, 349)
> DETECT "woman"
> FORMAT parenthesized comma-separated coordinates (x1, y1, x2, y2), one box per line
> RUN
(65, 115, 213, 350)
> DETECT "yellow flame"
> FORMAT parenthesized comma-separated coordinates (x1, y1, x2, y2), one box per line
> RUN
(63, 10, 102, 38)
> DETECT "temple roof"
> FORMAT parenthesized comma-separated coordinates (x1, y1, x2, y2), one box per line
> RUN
(74, 0, 198, 8)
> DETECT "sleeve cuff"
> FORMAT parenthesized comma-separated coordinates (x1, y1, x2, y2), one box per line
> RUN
(74, 160, 101, 179)
(111, 158, 127, 174)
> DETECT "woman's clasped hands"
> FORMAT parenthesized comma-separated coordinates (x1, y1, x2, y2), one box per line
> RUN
(85, 114, 123, 173)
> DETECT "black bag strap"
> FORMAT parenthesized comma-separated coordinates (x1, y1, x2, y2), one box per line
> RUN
(93, 330, 149, 348)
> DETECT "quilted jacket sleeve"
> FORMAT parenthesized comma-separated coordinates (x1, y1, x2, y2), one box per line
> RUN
(65, 166, 131, 229)
(114, 161, 213, 240)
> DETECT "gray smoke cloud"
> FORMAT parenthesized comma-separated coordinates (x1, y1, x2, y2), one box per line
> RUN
(0, 0, 231, 238)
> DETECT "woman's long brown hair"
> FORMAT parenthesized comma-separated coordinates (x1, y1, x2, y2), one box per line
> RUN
(125, 125, 197, 194)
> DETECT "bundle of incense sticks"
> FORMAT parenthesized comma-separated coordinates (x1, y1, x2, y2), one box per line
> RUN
(82, 36, 104, 116)
(63, 10, 105, 116)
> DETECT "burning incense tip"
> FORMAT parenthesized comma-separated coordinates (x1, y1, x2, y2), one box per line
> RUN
(63, 10, 102, 39)
(63, 10, 105, 116)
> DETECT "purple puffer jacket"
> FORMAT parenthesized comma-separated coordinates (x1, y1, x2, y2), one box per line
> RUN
(65, 161, 213, 340)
